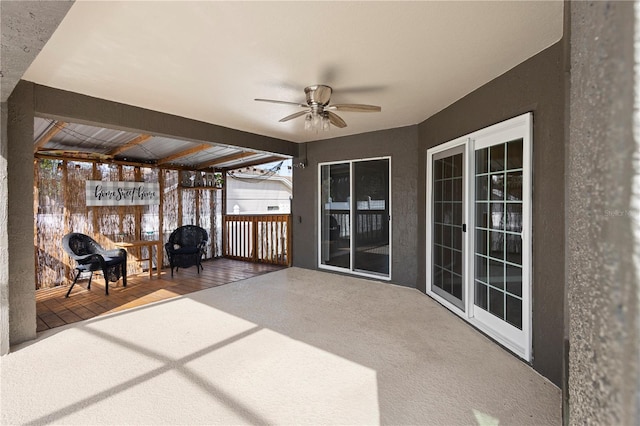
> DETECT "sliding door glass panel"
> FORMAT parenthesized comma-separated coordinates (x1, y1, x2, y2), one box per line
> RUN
(320, 163, 351, 269)
(474, 139, 523, 329)
(354, 159, 390, 275)
(431, 147, 465, 310)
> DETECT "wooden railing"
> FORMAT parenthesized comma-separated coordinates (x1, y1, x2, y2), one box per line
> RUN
(327, 210, 388, 244)
(223, 214, 291, 266)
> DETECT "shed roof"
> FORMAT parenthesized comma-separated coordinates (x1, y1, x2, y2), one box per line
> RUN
(34, 117, 289, 170)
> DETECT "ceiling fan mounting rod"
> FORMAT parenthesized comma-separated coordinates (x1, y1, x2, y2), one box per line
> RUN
(309, 104, 323, 115)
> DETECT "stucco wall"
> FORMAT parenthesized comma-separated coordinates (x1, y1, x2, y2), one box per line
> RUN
(292, 125, 419, 287)
(0, 102, 9, 355)
(416, 42, 566, 387)
(568, 1, 638, 424)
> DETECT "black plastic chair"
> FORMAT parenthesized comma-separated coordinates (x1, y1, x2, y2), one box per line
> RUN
(62, 233, 128, 297)
(165, 225, 208, 277)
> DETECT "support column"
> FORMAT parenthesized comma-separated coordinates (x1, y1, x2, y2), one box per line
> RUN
(0, 0, 75, 355)
(5, 81, 36, 346)
(567, 1, 638, 424)
(0, 102, 9, 355)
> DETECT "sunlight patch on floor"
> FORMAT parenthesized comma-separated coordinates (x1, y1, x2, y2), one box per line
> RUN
(473, 409, 500, 426)
(3, 296, 379, 425)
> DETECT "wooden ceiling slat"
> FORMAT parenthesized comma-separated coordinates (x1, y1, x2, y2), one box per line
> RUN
(34, 121, 68, 152)
(195, 151, 257, 170)
(108, 134, 152, 157)
(157, 144, 211, 165)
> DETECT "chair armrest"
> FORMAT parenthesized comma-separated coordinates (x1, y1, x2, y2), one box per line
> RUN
(74, 253, 104, 266)
(102, 248, 127, 259)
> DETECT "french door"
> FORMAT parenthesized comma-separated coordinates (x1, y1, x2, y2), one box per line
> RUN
(430, 145, 466, 311)
(427, 113, 532, 360)
(319, 157, 391, 279)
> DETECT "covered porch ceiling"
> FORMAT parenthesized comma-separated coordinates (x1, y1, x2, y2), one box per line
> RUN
(21, 1, 564, 144)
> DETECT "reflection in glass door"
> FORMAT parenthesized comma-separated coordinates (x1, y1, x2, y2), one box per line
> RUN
(430, 146, 465, 310)
(319, 158, 391, 279)
(474, 140, 524, 329)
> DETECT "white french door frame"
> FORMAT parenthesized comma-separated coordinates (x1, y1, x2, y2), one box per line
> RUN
(426, 113, 533, 361)
(317, 156, 392, 281)
(426, 138, 471, 315)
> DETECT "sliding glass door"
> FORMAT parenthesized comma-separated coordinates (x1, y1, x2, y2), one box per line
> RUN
(427, 113, 532, 361)
(319, 158, 391, 279)
(320, 163, 351, 269)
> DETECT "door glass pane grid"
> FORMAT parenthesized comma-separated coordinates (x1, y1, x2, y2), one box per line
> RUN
(474, 140, 524, 330)
(432, 153, 464, 305)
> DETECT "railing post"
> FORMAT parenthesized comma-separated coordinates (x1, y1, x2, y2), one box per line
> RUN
(252, 216, 258, 262)
(287, 214, 292, 266)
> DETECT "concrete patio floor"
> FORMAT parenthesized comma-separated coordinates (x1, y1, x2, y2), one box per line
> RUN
(1, 267, 560, 425)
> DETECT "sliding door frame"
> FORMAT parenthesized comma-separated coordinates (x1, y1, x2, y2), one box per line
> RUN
(317, 156, 392, 281)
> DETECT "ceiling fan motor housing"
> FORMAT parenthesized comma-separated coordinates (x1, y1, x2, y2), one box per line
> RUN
(305, 85, 332, 107)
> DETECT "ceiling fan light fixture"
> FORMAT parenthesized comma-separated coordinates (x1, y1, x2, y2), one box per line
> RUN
(312, 113, 322, 129)
(304, 114, 312, 131)
(304, 111, 331, 133)
(322, 114, 330, 131)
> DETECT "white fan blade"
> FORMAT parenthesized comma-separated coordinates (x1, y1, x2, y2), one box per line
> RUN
(327, 111, 347, 128)
(327, 104, 381, 112)
(279, 110, 309, 123)
(255, 98, 308, 108)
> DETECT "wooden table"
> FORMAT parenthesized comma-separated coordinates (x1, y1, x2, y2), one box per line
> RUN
(115, 240, 163, 278)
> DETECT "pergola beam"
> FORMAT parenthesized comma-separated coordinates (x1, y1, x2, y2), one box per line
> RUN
(33, 121, 67, 152)
(33, 152, 214, 172)
(108, 134, 152, 157)
(195, 151, 257, 170)
(157, 144, 211, 165)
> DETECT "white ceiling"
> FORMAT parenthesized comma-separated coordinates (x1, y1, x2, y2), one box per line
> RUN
(23, 1, 563, 144)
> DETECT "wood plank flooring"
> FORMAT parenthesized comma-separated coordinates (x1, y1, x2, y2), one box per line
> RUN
(35, 258, 284, 332)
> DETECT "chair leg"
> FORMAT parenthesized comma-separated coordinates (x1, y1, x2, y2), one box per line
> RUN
(87, 271, 93, 290)
(65, 269, 82, 298)
(122, 263, 127, 287)
(104, 272, 109, 296)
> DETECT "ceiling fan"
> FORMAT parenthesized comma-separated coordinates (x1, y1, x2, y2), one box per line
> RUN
(255, 85, 381, 130)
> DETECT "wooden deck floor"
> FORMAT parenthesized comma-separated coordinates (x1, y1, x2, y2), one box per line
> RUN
(36, 258, 284, 332)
